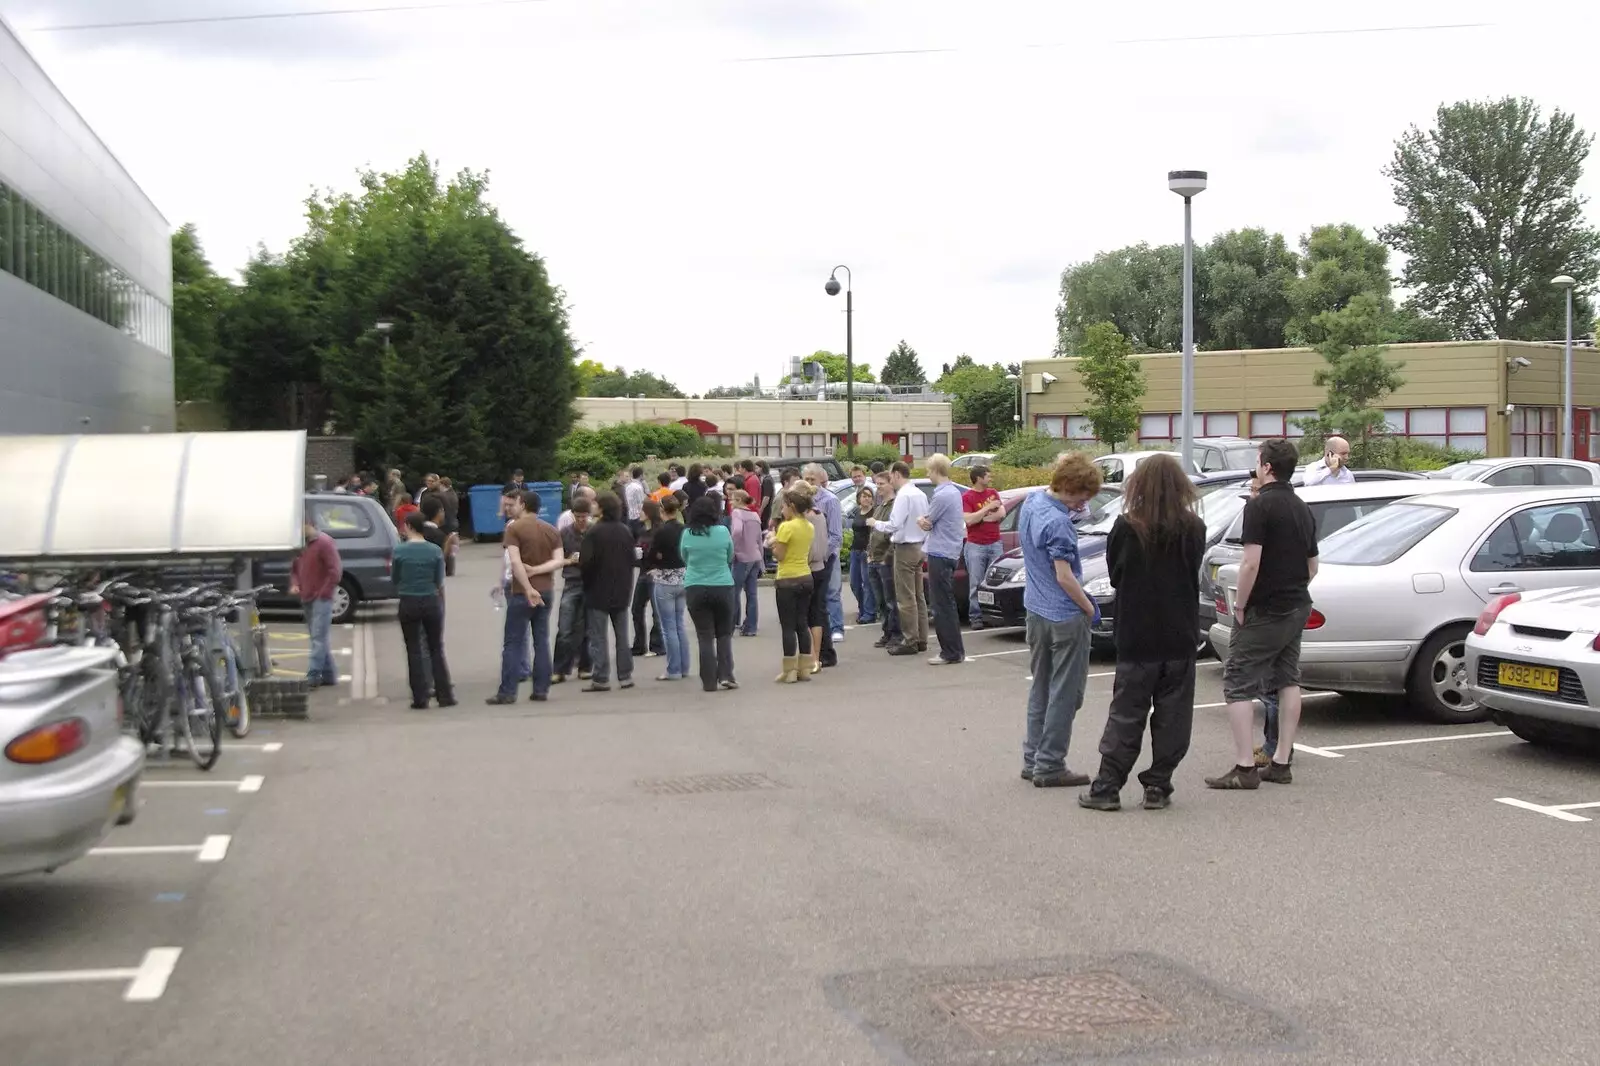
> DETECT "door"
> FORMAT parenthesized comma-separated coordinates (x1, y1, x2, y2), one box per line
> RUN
(1461, 499, 1600, 604)
(1577, 409, 1592, 462)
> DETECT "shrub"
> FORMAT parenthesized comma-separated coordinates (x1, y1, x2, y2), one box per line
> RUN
(836, 441, 902, 467)
(1292, 429, 1483, 472)
(553, 422, 702, 482)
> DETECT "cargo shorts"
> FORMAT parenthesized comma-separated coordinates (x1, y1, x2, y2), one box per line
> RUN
(1222, 603, 1313, 703)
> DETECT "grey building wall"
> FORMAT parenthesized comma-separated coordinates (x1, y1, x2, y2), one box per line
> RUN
(0, 17, 174, 433)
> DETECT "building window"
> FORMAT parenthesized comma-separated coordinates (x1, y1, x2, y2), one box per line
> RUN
(1247, 411, 1315, 438)
(788, 433, 827, 457)
(1202, 412, 1238, 437)
(910, 432, 949, 457)
(1509, 407, 1558, 457)
(0, 179, 171, 356)
(1035, 416, 1064, 438)
(829, 433, 859, 450)
(1139, 413, 1174, 442)
(1382, 407, 1489, 454)
(702, 433, 734, 449)
(737, 433, 782, 454)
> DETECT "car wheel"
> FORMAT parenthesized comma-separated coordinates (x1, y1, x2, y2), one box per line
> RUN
(1407, 624, 1487, 724)
(331, 579, 359, 625)
(1502, 714, 1597, 751)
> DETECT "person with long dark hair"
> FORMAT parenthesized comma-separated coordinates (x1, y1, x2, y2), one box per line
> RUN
(392, 512, 454, 709)
(647, 495, 689, 681)
(1079, 453, 1205, 810)
(765, 488, 815, 683)
(630, 500, 665, 659)
(684, 463, 707, 504)
(681, 495, 738, 691)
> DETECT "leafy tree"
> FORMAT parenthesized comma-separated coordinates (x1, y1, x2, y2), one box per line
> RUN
(1055, 243, 1188, 353)
(936, 355, 1016, 446)
(573, 359, 607, 394)
(786, 350, 875, 384)
(704, 383, 761, 398)
(214, 155, 577, 484)
(584, 365, 685, 398)
(1287, 224, 1393, 345)
(1075, 322, 1145, 448)
(554, 421, 701, 481)
(1199, 228, 1298, 350)
(1300, 294, 1408, 467)
(171, 224, 232, 404)
(1380, 97, 1600, 340)
(880, 340, 927, 385)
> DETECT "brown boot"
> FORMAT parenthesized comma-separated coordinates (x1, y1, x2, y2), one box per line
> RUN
(795, 656, 813, 682)
(774, 656, 798, 683)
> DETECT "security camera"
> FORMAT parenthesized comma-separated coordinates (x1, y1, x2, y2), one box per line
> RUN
(1505, 404, 1516, 415)
(1041, 372, 1058, 385)
(1513, 356, 1532, 368)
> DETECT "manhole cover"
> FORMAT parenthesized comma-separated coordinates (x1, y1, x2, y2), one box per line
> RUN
(636, 772, 785, 795)
(930, 972, 1174, 1039)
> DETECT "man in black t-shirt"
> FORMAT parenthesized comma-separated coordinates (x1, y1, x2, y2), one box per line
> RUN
(1207, 438, 1318, 791)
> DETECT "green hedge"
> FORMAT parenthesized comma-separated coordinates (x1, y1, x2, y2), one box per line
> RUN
(554, 422, 703, 481)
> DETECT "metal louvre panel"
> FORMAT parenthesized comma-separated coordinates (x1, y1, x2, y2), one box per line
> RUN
(0, 431, 305, 559)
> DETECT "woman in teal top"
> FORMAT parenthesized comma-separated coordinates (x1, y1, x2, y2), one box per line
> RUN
(392, 513, 454, 709)
(680, 495, 737, 692)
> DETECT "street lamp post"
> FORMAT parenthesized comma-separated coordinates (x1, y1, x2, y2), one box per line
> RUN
(825, 266, 854, 459)
(1168, 170, 1207, 468)
(375, 318, 394, 352)
(1006, 373, 1021, 432)
(1554, 275, 1577, 458)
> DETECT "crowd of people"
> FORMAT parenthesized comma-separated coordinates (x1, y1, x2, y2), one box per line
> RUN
(308, 439, 1319, 808)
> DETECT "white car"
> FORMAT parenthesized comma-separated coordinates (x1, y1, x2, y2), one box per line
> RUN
(1209, 485, 1600, 723)
(1095, 450, 1200, 485)
(950, 453, 995, 470)
(1428, 456, 1600, 487)
(1466, 587, 1600, 748)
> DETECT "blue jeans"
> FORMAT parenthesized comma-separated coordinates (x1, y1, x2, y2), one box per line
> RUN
(732, 560, 761, 634)
(652, 581, 690, 678)
(926, 554, 965, 663)
(848, 551, 877, 623)
(552, 583, 590, 676)
(304, 598, 337, 685)
(498, 589, 551, 698)
(963, 540, 1004, 622)
(869, 560, 900, 643)
(1023, 611, 1092, 774)
(826, 552, 844, 633)
(1261, 692, 1281, 758)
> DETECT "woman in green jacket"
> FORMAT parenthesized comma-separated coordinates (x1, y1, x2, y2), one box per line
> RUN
(679, 495, 737, 692)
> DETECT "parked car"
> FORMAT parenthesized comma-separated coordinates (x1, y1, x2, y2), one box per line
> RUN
(950, 452, 996, 470)
(255, 492, 399, 624)
(1209, 485, 1600, 723)
(975, 474, 1267, 637)
(1466, 586, 1600, 749)
(1095, 450, 1200, 485)
(758, 456, 847, 481)
(949, 485, 1121, 619)
(0, 594, 143, 878)
(1427, 456, 1600, 487)
(1196, 478, 1483, 644)
(1190, 437, 1269, 474)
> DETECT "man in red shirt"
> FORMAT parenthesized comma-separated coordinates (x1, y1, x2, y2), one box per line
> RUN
(740, 459, 763, 511)
(289, 518, 344, 687)
(961, 465, 1005, 630)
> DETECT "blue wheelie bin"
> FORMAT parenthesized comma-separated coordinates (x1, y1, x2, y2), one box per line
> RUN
(529, 481, 564, 525)
(469, 484, 508, 541)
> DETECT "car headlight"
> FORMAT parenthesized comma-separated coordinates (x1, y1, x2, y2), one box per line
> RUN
(1006, 566, 1027, 585)
(1083, 575, 1112, 597)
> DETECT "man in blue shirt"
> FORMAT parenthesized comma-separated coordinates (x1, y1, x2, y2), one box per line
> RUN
(1017, 452, 1104, 787)
(803, 464, 847, 647)
(918, 454, 968, 664)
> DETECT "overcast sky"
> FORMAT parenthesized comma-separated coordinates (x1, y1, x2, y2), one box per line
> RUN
(5, 0, 1597, 392)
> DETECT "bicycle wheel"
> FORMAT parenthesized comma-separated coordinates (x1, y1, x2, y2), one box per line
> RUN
(220, 644, 252, 738)
(178, 657, 223, 771)
(136, 655, 171, 749)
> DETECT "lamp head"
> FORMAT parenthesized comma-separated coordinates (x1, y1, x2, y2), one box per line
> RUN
(1168, 169, 1208, 198)
(374, 319, 394, 335)
(1552, 274, 1576, 288)
(824, 277, 842, 297)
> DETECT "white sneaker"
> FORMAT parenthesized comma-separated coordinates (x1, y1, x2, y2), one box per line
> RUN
(832, 631, 845, 642)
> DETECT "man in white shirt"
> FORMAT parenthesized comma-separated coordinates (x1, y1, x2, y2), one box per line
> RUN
(1302, 435, 1354, 486)
(669, 464, 688, 492)
(556, 486, 596, 533)
(868, 461, 930, 655)
(622, 465, 647, 532)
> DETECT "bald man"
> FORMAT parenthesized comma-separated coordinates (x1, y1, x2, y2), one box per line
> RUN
(1304, 435, 1354, 486)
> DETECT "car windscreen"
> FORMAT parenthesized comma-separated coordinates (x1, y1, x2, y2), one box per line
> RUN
(1317, 502, 1454, 566)
(1430, 462, 1492, 481)
(1198, 489, 1249, 540)
(1078, 495, 1124, 535)
(1219, 446, 1259, 470)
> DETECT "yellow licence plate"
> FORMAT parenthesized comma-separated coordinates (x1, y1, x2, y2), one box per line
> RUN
(109, 783, 129, 820)
(1498, 661, 1560, 693)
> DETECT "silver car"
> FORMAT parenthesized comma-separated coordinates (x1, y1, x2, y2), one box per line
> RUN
(1209, 485, 1600, 724)
(1466, 586, 1600, 748)
(1, 599, 143, 878)
(1428, 456, 1600, 487)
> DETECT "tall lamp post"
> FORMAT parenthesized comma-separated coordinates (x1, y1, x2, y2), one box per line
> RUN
(825, 266, 854, 459)
(1006, 373, 1021, 433)
(1554, 274, 1577, 458)
(374, 318, 394, 352)
(1168, 170, 1207, 468)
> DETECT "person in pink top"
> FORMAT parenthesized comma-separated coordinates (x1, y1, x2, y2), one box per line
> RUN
(729, 489, 765, 636)
(289, 518, 343, 687)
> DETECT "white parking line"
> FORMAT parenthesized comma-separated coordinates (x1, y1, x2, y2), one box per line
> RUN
(966, 649, 1028, 660)
(225, 742, 283, 752)
(88, 834, 232, 863)
(0, 947, 182, 1002)
(1322, 730, 1511, 752)
(1494, 797, 1593, 823)
(142, 775, 263, 793)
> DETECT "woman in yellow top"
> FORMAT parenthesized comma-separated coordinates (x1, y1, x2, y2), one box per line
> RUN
(765, 487, 815, 683)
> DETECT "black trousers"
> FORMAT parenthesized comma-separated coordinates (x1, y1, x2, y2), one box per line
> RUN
(1090, 657, 1197, 795)
(808, 568, 837, 666)
(630, 573, 664, 655)
(398, 595, 451, 707)
(774, 579, 813, 658)
(685, 585, 735, 691)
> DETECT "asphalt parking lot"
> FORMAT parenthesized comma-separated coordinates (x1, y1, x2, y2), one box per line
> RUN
(3, 543, 1599, 1065)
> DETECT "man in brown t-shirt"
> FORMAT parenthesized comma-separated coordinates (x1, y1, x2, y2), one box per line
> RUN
(489, 490, 566, 704)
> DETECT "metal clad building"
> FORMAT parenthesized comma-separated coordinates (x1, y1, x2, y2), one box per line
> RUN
(0, 16, 173, 433)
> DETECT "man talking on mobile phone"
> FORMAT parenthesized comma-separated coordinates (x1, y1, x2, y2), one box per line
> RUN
(1302, 435, 1353, 486)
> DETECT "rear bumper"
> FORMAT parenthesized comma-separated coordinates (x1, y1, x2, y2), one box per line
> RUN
(1474, 685, 1600, 728)
(0, 736, 144, 878)
(1209, 624, 1416, 695)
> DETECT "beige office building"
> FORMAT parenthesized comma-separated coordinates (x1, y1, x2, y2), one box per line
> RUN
(1020, 340, 1599, 460)
(574, 396, 955, 459)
